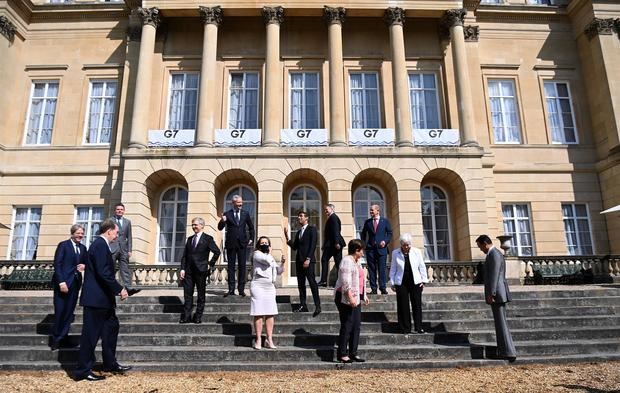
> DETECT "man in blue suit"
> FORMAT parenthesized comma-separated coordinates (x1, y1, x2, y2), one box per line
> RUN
(74, 219, 130, 382)
(50, 224, 87, 351)
(361, 204, 393, 294)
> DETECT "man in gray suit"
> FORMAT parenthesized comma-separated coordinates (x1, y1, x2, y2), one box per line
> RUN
(109, 203, 140, 296)
(476, 235, 517, 363)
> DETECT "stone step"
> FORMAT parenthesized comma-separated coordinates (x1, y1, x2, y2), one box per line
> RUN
(473, 338, 620, 357)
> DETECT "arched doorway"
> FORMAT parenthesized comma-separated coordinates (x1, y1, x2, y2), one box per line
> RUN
(157, 186, 188, 264)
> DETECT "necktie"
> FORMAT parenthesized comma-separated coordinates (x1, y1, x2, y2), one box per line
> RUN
(193, 234, 199, 249)
(235, 210, 240, 224)
(299, 226, 305, 239)
(75, 243, 80, 255)
(373, 218, 378, 233)
(117, 217, 123, 230)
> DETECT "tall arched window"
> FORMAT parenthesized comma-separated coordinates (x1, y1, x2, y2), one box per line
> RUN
(222, 185, 257, 263)
(288, 185, 322, 279)
(353, 185, 386, 240)
(158, 187, 188, 264)
(421, 185, 451, 261)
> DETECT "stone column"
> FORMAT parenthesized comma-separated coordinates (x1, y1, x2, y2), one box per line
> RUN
(262, 6, 284, 147)
(128, 7, 160, 148)
(441, 9, 478, 146)
(196, 6, 223, 147)
(324, 6, 347, 146)
(385, 7, 413, 147)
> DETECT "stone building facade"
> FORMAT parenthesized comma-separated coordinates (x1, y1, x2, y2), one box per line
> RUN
(0, 0, 618, 285)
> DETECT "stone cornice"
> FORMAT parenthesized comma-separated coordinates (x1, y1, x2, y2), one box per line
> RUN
(323, 6, 345, 25)
(463, 25, 479, 41)
(0, 15, 17, 42)
(584, 17, 615, 40)
(384, 7, 405, 27)
(199, 5, 222, 26)
(262, 6, 284, 25)
(136, 6, 160, 28)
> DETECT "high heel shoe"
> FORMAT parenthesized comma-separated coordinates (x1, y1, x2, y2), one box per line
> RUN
(252, 339, 261, 350)
(264, 339, 277, 349)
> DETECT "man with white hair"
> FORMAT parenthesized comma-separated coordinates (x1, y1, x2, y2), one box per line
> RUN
(389, 233, 428, 334)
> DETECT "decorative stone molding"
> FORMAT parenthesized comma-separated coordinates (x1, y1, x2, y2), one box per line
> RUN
(323, 6, 346, 25)
(464, 25, 480, 41)
(584, 18, 614, 40)
(136, 7, 161, 28)
(0, 15, 17, 42)
(262, 6, 284, 25)
(384, 7, 405, 26)
(199, 6, 223, 26)
(439, 8, 466, 41)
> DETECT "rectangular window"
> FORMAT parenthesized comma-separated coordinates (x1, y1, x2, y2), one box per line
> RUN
(409, 73, 440, 129)
(529, 0, 552, 4)
(75, 206, 105, 247)
(228, 72, 259, 129)
(350, 72, 380, 129)
(9, 207, 42, 260)
(84, 80, 117, 144)
(167, 73, 199, 130)
(488, 79, 521, 144)
(480, 0, 503, 3)
(562, 203, 593, 255)
(24, 81, 59, 145)
(502, 204, 534, 256)
(544, 81, 577, 144)
(290, 72, 320, 129)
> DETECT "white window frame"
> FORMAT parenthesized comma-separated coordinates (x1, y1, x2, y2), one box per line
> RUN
(287, 184, 323, 281)
(421, 184, 453, 261)
(7, 207, 42, 260)
(74, 206, 105, 247)
(156, 186, 189, 264)
(487, 79, 522, 144)
(166, 72, 200, 130)
(543, 81, 578, 145)
(562, 203, 594, 255)
(408, 72, 442, 130)
(349, 72, 381, 129)
(289, 71, 321, 129)
(23, 80, 59, 146)
(83, 79, 118, 145)
(501, 203, 535, 257)
(227, 71, 260, 129)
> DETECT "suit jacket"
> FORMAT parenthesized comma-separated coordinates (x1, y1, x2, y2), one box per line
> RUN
(287, 225, 317, 264)
(360, 216, 393, 255)
(180, 232, 221, 273)
(217, 209, 255, 249)
(484, 247, 512, 304)
(79, 236, 124, 309)
(109, 216, 132, 254)
(52, 239, 87, 289)
(322, 213, 345, 250)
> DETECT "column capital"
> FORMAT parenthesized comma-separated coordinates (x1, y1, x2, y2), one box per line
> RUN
(384, 7, 405, 27)
(0, 15, 17, 42)
(464, 25, 479, 42)
(136, 7, 161, 28)
(324, 6, 346, 25)
(439, 8, 466, 41)
(584, 18, 615, 40)
(199, 6, 223, 26)
(262, 6, 284, 25)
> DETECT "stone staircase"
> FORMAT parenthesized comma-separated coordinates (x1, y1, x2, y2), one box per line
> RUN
(0, 286, 619, 371)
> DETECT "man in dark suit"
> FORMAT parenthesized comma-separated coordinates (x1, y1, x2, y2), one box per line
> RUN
(218, 194, 255, 297)
(476, 234, 517, 363)
(318, 204, 345, 287)
(180, 217, 221, 324)
(74, 219, 130, 382)
(361, 204, 393, 295)
(50, 224, 87, 351)
(108, 203, 140, 296)
(284, 211, 321, 317)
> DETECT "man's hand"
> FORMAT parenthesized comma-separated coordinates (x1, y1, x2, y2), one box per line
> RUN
(486, 295, 495, 304)
(59, 282, 69, 294)
(120, 288, 129, 301)
(391, 285, 396, 292)
(248, 240, 253, 246)
(128, 251, 132, 258)
(379, 240, 386, 248)
(221, 212, 227, 222)
(303, 259, 310, 269)
(76, 264, 85, 272)
(335, 244, 341, 250)
(283, 227, 289, 241)
(280, 255, 286, 264)
(179, 270, 185, 280)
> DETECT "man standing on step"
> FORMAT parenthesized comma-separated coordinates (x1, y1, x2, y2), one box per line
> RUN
(476, 234, 517, 363)
(218, 194, 255, 297)
(109, 203, 140, 296)
(318, 204, 346, 287)
(50, 224, 87, 351)
(361, 204, 393, 295)
(180, 217, 221, 324)
(74, 219, 130, 382)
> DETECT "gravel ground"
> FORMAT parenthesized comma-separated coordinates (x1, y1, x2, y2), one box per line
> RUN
(1, 362, 619, 393)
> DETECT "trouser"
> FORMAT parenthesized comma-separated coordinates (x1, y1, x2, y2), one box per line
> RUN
(320, 246, 343, 284)
(75, 306, 119, 378)
(491, 303, 517, 357)
(366, 250, 387, 291)
(296, 262, 321, 307)
(113, 250, 133, 289)
(183, 264, 208, 320)
(335, 291, 361, 358)
(226, 247, 247, 293)
(395, 282, 423, 333)
(51, 281, 80, 343)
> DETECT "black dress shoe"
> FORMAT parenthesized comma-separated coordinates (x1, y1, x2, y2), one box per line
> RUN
(127, 288, 142, 296)
(193, 317, 202, 324)
(104, 364, 132, 374)
(370, 289, 377, 295)
(506, 356, 517, 363)
(351, 355, 366, 363)
(239, 291, 246, 297)
(415, 329, 426, 334)
(76, 373, 106, 381)
(317, 281, 327, 287)
(293, 305, 309, 313)
(223, 291, 235, 298)
(50, 341, 60, 351)
(380, 289, 388, 295)
(312, 305, 322, 317)
(337, 357, 353, 364)
(179, 317, 190, 324)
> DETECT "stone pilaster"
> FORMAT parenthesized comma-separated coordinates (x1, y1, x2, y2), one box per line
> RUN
(262, 6, 284, 146)
(324, 6, 347, 146)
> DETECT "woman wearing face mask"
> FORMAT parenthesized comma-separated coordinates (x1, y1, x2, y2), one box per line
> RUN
(250, 236, 285, 349)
